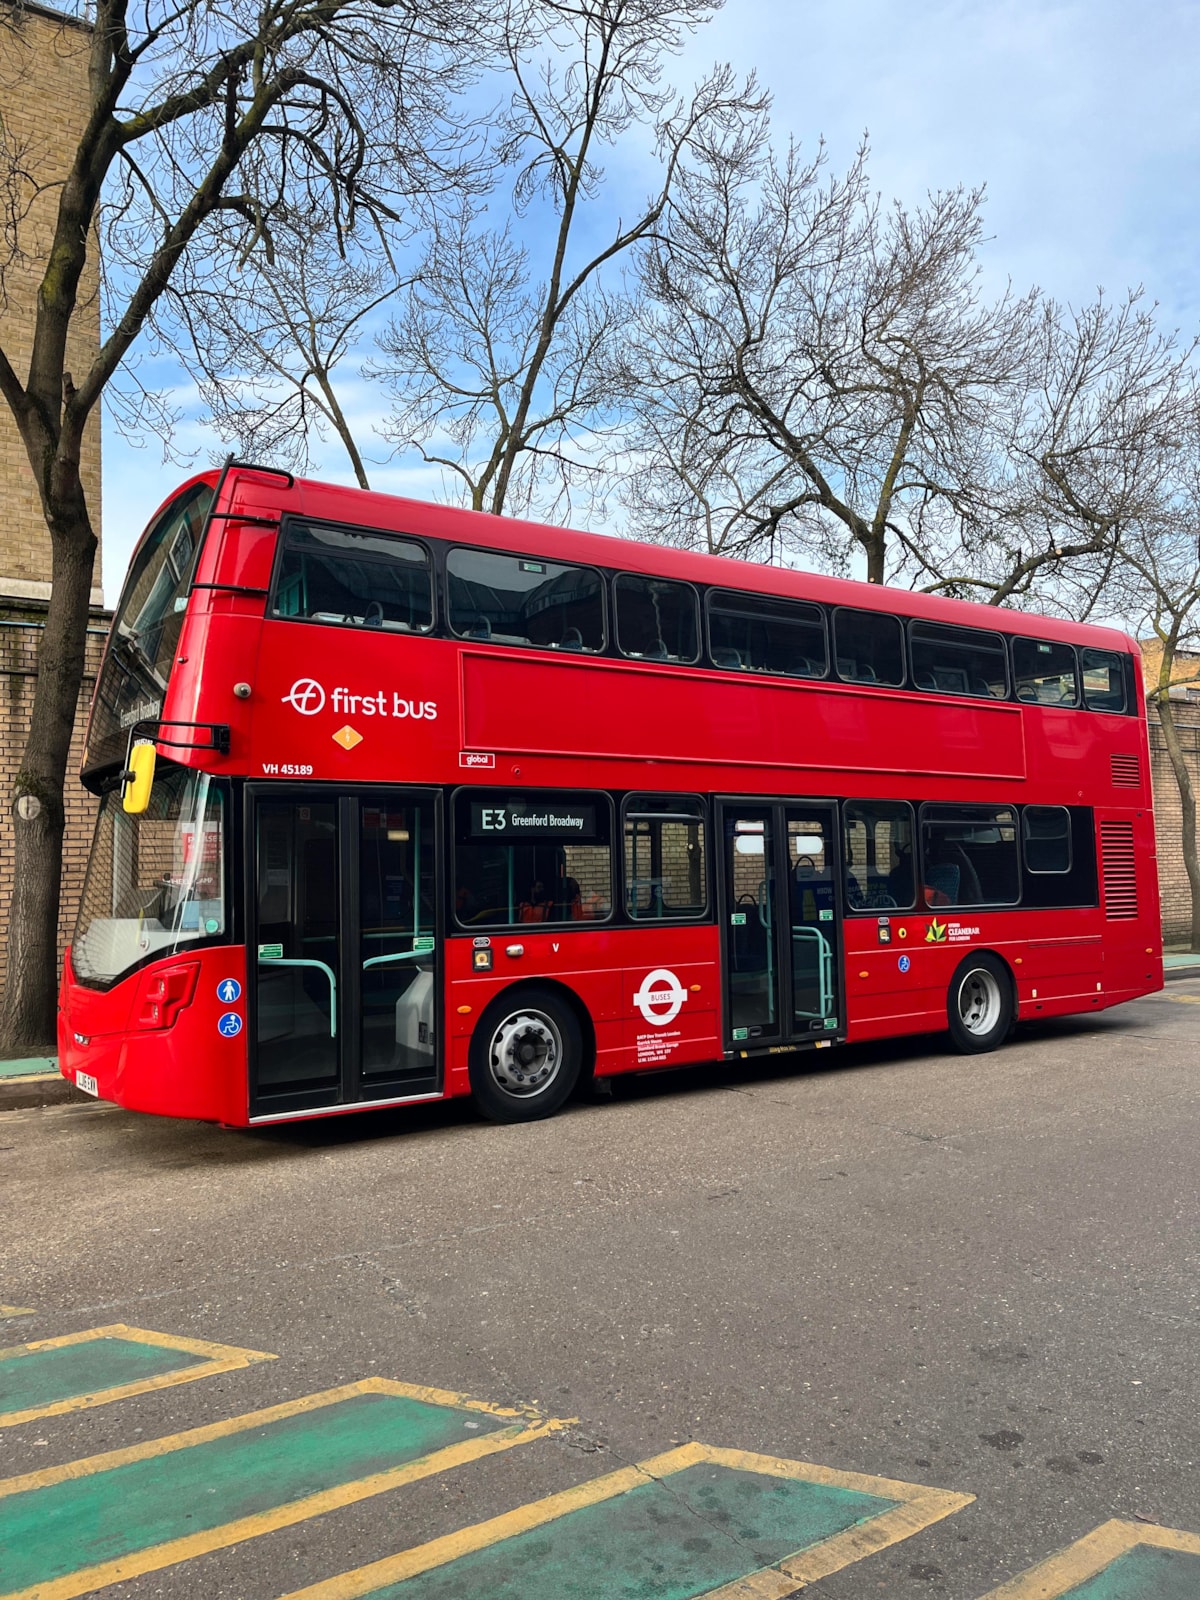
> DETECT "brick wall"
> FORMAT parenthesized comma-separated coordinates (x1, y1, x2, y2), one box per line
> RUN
(0, 3, 102, 597)
(0, 5, 104, 1008)
(1148, 700, 1200, 946)
(0, 600, 110, 991)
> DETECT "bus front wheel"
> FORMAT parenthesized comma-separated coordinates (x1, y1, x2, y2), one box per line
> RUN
(469, 985, 582, 1123)
(947, 953, 1013, 1054)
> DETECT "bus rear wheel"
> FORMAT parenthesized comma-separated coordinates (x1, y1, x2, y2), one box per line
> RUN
(469, 986, 582, 1123)
(947, 953, 1013, 1054)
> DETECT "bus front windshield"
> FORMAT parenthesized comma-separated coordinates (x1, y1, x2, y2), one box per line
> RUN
(71, 765, 227, 988)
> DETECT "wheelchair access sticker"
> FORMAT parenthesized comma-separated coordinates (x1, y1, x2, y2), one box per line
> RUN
(218, 1012, 244, 1038)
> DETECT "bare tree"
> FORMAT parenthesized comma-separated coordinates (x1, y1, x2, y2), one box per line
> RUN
(0, 0, 492, 1052)
(908, 291, 1196, 612)
(165, 214, 408, 489)
(622, 130, 1036, 579)
(375, 0, 760, 519)
(1103, 441, 1200, 950)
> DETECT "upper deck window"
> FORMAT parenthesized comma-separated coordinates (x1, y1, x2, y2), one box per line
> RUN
(274, 522, 433, 632)
(910, 621, 1008, 700)
(615, 574, 699, 663)
(834, 608, 905, 686)
(1012, 638, 1079, 706)
(1080, 648, 1127, 713)
(707, 590, 826, 677)
(447, 549, 604, 651)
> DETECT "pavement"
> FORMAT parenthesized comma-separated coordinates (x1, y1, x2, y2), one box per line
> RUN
(0, 1053, 82, 1111)
(2, 981, 1198, 1600)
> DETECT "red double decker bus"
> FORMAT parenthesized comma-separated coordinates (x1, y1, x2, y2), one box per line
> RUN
(57, 462, 1162, 1125)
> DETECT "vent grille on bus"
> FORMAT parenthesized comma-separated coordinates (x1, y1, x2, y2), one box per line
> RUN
(1110, 753, 1140, 788)
(1100, 820, 1138, 920)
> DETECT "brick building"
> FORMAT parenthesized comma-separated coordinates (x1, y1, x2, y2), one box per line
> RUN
(0, 1, 107, 995)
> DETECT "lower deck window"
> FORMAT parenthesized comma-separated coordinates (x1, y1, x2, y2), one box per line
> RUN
(624, 795, 707, 918)
(921, 804, 1019, 907)
(843, 801, 915, 910)
(454, 791, 612, 926)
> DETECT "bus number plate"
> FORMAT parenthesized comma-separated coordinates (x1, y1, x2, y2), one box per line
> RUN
(76, 1071, 98, 1097)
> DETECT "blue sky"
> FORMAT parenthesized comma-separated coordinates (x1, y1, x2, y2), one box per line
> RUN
(99, 0, 1200, 602)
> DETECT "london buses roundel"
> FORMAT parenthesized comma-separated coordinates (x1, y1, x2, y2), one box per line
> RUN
(633, 967, 688, 1026)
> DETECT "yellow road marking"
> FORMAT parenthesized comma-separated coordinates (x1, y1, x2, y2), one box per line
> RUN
(0, 1378, 570, 1600)
(979, 1518, 1200, 1597)
(278, 1440, 974, 1600)
(1149, 992, 1200, 1004)
(0, 1307, 35, 1319)
(0, 1323, 276, 1428)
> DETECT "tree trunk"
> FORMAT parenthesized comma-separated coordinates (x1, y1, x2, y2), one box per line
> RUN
(1, 490, 98, 1054)
(314, 368, 370, 490)
(863, 529, 886, 584)
(1156, 694, 1200, 952)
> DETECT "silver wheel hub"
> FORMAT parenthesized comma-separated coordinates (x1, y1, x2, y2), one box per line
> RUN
(487, 1009, 562, 1098)
(959, 969, 1002, 1036)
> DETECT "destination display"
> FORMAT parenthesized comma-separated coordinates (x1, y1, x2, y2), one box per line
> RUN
(468, 798, 599, 841)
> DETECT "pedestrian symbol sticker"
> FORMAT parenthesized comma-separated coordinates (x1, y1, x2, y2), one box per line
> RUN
(898, 954, 911, 973)
(216, 978, 242, 1004)
(218, 1013, 243, 1038)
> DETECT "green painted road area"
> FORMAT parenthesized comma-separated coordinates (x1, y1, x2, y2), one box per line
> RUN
(1060, 1545, 1200, 1599)
(281, 1443, 972, 1600)
(981, 1520, 1200, 1600)
(0, 1323, 273, 1427)
(3, 1320, 1196, 1600)
(2, 1334, 206, 1413)
(317, 1460, 899, 1600)
(0, 1380, 550, 1600)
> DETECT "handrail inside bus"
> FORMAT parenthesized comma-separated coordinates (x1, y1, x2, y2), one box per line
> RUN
(792, 926, 834, 1019)
(362, 951, 432, 971)
(257, 957, 337, 1037)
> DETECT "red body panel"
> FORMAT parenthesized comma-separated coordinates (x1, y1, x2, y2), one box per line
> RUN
(58, 468, 1164, 1124)
(60, 945, 248, 1123)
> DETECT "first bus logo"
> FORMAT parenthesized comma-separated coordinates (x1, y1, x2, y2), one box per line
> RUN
(282, 678, 326, 714)
(281, 678, 437, 720)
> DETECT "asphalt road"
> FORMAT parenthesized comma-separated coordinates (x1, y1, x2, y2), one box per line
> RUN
(2, 983, 1197, 1600)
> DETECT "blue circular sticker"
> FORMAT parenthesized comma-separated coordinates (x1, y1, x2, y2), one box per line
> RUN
(898, 954, 911, 973)
(218, 1012, 244, 1038)
(216, 978, 242, 1004)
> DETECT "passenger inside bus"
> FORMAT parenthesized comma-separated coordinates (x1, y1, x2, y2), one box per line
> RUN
(923, 842, 984, 906)
(519, 881, 553, 922)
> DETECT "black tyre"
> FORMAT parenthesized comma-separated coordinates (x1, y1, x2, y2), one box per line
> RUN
(469, 985, 583, 1123)
(947, 952, 1013, 1054)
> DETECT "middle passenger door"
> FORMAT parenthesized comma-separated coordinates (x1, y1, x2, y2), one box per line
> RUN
(718, 799, 844, 1050)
